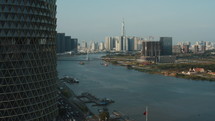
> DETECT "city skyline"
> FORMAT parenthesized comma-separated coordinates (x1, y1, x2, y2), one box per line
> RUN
(57, 0, 215, 44)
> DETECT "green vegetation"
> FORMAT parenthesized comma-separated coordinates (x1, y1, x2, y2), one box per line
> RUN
(157, 63, 215, 72)
(102, 53, 141, 60)
(111, 61, 118, 65)
(134, 68, 160, 74)
(177, 49, 215, 59)
(176, 73, 215, 81)
(102, 53, 215, 82)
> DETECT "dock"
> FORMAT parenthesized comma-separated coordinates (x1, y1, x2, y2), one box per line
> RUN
(60, 76, 79, 84)
(77, 92, 114, 106)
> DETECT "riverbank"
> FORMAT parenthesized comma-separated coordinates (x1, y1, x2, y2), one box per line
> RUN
(57, 80, 93, 121)
(102, 55, 215, 81)
(57, 79, 134, 121)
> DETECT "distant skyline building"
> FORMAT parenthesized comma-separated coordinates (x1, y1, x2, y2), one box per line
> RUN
(105, 37, 115, 51)
(160, 37, 173, 55)
(82, 40, 88, 49)
(0, 1, 58, 120)
(141, 38, 175, 63)
(99, 42, 105, 50)
(121, 20, 127, 52)
(196, 41, 206, 46)
(95, 42, 99, 50)
(173, 45, 182, 54)
(195, 41, 206, 53)
(176, 40, 215, 53)
(65, 36, 72, 52)
(205, 41, 215, 50)
(194, 45, 199, 53)
(90, 41, 96, 51)
(56, 33, 78, 53)
(115, 36, 123, 51)
(182, 45, 190, 53)
(106, 20, 145, 52)
(126, 37, 135, 51)
(57, 33, 66, 53)
(72, 38, 78, 52)
(121, 19, 126, 37)
(134, 37, 145, 51)
(142, 41, 161, 57)
(106, 36, 145, 52)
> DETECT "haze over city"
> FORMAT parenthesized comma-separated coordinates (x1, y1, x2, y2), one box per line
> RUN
(57, 0, 215, 44)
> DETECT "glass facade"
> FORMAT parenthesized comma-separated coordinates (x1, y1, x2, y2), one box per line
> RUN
(0, 0, 58, 120)
(160, 37, 173, 55)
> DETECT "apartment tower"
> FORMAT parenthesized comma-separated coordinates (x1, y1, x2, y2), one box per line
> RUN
(0, 0, 58, 120)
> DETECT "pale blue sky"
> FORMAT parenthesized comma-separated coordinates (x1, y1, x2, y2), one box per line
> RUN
(56, 0, 215, 44)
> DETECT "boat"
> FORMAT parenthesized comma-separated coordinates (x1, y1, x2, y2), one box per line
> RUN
(60, 76, 79, 84)
(104, 63, 108, 67)
(79, 61, 85, 65)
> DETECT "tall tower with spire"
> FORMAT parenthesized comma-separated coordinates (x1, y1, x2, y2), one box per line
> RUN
(121, 19, 126, 37)
(121, 19, 127, 51)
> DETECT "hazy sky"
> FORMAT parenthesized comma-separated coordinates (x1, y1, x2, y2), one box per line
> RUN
(56, 0, 215, 44)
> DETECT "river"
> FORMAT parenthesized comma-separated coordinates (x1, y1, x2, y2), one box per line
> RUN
(57, 54, 215, 121)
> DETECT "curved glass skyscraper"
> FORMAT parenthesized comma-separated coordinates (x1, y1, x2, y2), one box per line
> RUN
(0, 0, 58, 120)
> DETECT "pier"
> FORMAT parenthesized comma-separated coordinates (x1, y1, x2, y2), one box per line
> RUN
(77, 92, 114, 106)
(60, 76, 79, 84)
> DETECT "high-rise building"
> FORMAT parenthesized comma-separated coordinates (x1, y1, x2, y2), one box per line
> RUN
(173, 45, 182, 54)
(90, 41, 96, 51)
(134, 37, 145, 51)
(95, 42, 99, 50)
(0, 1, 58, 121)
(108, 36, 144, 52)
(99, 42, 105, 50)
(177, 41, 191, 47)
(160, 37, 173, 55)
(122, 36, 127, 51)
(182, 45, 190, 53)
(196, 41, 206, 46)
(82, 40, 88, 49)
(121, 19, 126, 37)
(200, 45, 206, 53)
(205, 41, 215, 50)
(65, 36, 72, 52)
(71, 38, 78, 52)
(105, 37, 115, 50)
(115, 36, 122, 51)
(126, 37, 135, 51)
(195, 41, 206, 52)
(121, 20, 127, 52)
(142, 41, 160, 56)
(106, 20, 145, 52)
(56, 33, 66, 53)
(194, 45, 199, 53)
(56, 33, 78, 53)
(142, 40, 176, 63)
